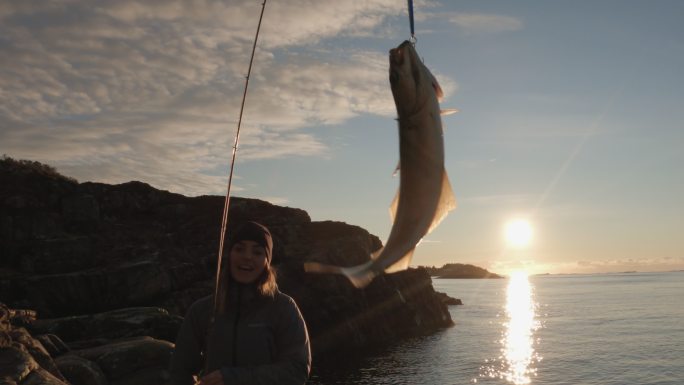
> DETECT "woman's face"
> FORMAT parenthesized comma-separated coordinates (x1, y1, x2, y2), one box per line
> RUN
(229, 240, 268, 284)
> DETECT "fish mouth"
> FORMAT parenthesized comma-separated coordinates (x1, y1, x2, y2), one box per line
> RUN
(389, 40, 412, 67)
(389, 40, 413, 85)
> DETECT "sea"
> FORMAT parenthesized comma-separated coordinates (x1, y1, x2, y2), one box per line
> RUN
(308, 271, 684, 385)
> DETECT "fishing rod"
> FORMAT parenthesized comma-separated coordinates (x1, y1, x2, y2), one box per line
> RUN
(213, 0, 268, 316)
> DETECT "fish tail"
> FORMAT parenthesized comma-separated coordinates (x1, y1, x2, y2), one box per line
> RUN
(304, 260, 377, 289)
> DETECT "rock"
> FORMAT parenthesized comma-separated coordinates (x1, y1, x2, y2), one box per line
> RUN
(294, 267, 453, 355)
(21, 237, 95, 274)
(18, 262, 174, 317)
(0, 345, 68, 385)
(1, 158, 455, 361)
(435, 291, 463, 306)
(6, 328, 65, 381)
(70, 336, 173, 382)
(33, 335, 70, 358)
(110, 366, 170, 385)
(61, 194, 100, 229)
(30, 307, 182, 344)
(54, 354, 108, 385)
(0, 345, 38, 383)
(429, 263, 503, 279)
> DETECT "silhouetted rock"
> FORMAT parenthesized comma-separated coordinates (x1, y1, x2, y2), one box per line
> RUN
(0, 303, 69, 385)
(69, 336, 172, 384)
(421, 263, 503, 279)
(0, 346, 69, 385)
(435, 292, 463, 306)
(30, 307, 182, 345)
(33, 335, 69, 358)
(1, 157, 455, 376)
(54, 354, 108, 385)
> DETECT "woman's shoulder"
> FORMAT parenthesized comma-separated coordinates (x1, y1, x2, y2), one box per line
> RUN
(269, 290, 303, 315)
(272, 290, 296, 304)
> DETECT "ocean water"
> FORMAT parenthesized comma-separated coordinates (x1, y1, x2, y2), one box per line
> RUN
(309, 271, 684, 385)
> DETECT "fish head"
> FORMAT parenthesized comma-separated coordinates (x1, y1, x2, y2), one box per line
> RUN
(389, 40, 443, 118)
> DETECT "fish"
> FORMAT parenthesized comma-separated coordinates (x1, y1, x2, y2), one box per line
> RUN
(304, 40, 456, 288)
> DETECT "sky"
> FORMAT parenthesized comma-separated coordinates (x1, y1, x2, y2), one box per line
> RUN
(2, 0, 683, 275)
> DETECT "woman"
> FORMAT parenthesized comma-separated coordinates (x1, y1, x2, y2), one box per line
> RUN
(169, 221, 311, 385)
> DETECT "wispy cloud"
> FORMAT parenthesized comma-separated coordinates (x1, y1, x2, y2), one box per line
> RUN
(416, 11, 523, 35)
(488, 256, 684, 275)
(0, 0, 408, 195)
(447, 13, 523, 34)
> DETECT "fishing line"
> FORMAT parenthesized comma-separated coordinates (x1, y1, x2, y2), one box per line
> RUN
(407, 0, 416, 44)
(214, 0, 268, 314)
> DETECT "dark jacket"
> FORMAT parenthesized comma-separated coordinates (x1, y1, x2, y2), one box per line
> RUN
(169, 285, 311, 385)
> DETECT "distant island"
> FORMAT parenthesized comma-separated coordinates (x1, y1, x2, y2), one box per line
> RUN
(419, 263, 503, 279)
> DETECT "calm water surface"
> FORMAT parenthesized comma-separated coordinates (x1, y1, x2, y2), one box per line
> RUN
(309, 271, 684, 384)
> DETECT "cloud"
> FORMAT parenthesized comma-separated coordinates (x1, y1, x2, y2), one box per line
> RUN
(415, 10, 523, 35)
(573, 257, 684, 271)
(0, 0, 414, 196)
(447, 13, 523, 34)
(461, 193, 535, 206)
(488, 256, 684, 275)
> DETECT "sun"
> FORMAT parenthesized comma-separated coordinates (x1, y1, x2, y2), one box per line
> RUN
(505, 219, 533, 248)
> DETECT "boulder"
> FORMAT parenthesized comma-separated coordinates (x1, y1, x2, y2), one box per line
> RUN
(70, 336, 172, 382)
(6, 328, 64, 381)
(0, 344, 68, 385)
(435, 291, 463, 306)
(21, 236, 95, 274)
(33, 335, 69, 358)
(18, 262, 174, 317)
(54, 354, 108, 385)
(30, 307, 182, 344)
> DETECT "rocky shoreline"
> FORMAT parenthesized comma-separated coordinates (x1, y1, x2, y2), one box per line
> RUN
(0, 157, 458, 384)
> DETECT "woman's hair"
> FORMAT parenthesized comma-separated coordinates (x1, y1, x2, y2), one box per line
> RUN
(254, 264, 278, 298)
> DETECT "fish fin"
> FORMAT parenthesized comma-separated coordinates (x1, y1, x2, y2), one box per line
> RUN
(304, 260, 376, 288)
(429, 71, 444, 101)
(384, 248, 415, 273)
(303, 261, 344, 275)
(427, 170, 457, 234)
(440, 108, 459, 116)
(389, 189, 399, 221)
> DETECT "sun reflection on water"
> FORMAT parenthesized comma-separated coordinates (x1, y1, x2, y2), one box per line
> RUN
(478, 271, 541, 384)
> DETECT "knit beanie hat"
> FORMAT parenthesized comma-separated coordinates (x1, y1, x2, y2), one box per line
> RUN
(228, 221, 273, 263)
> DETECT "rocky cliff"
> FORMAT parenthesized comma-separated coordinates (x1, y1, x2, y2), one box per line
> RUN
(0, 157, 454, 384)
(422, 263, 503, 279)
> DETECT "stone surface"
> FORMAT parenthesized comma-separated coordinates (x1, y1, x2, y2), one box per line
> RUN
(54, 354, 108, 385)
(0, 345, 68, 385)
(70, 336, 173, 381)
(33, 335, 69, 358)
(1, 157, 455, 365)
(6, 328, 64, 381)
(436, 291, 463, 306)
(30, 307, 182, 344)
